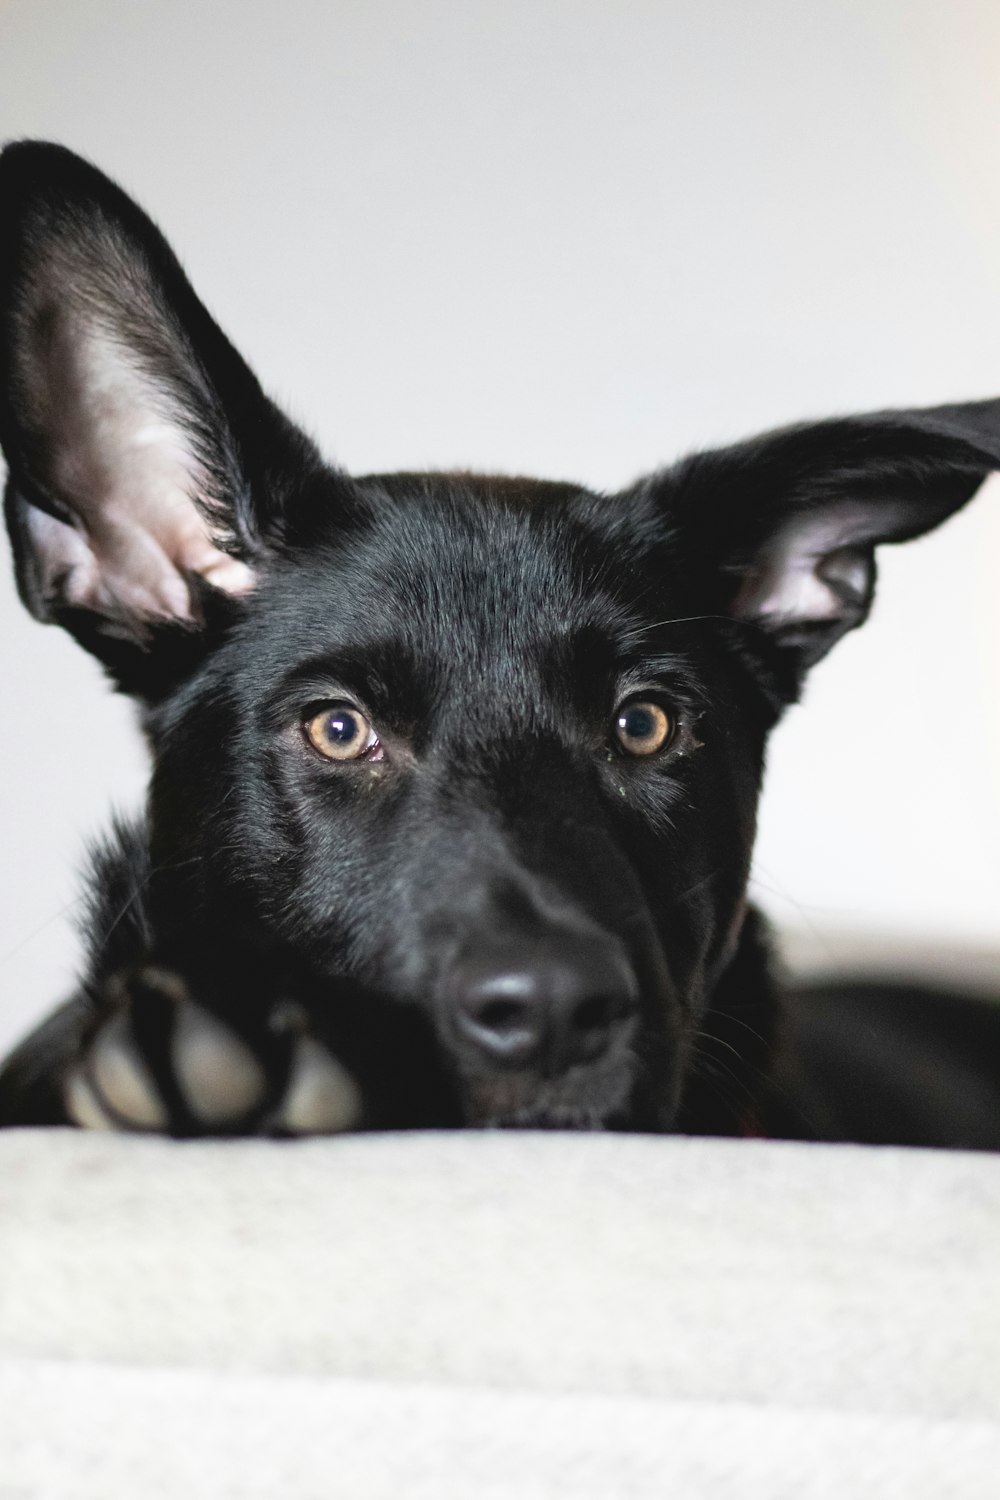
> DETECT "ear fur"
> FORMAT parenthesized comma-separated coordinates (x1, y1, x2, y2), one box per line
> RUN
(0, 140, 324, 684)
(635, 402, 1000, 683)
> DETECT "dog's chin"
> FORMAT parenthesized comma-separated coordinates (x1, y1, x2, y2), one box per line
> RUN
(459, 1063, 636, 1132)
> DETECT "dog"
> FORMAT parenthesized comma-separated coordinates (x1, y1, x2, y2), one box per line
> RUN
(0, 140, 997, 1146)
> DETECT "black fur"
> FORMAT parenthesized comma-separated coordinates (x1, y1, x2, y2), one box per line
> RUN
(1, 142, 997, 1145)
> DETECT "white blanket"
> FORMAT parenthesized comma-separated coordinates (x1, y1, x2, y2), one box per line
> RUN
(1, 1129, 998, 1497)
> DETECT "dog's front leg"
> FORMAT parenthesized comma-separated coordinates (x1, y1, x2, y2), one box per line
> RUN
(0, 969, 363, 1138)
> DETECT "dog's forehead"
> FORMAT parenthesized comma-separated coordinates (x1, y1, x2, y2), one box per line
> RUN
(355, 473, 597, 606)
(265, 474, 648, 655)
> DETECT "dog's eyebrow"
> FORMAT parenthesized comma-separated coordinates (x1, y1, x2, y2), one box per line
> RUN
(263, 644, 435, 723)
(548, 623, 705, 714)
(616, 654, 707, 706)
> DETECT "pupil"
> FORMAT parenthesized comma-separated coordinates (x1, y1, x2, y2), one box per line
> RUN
(327, 711, 359, 744)
(623, 706, 655, 740)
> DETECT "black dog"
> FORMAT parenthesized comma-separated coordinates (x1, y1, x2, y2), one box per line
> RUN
(1, 142, 997, 1146)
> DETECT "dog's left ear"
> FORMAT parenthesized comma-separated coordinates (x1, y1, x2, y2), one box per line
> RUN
(632, 402, 999, 684)
(0, 141, 327, 690)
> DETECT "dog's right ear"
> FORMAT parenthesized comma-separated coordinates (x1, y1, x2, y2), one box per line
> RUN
(622, 400, 1000, 702)
(0, 141, 326, 692)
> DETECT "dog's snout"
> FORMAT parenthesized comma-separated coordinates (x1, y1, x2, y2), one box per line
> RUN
(451, 938, 637, 1074)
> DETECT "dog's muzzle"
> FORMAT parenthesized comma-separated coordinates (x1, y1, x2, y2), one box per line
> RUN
(442, 930, 639, 1123)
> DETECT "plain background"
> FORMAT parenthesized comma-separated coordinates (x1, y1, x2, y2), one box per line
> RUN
(0, 0, 997, 1054)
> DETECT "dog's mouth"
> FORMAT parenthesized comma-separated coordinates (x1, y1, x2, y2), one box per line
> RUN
(458, 1053, 638, 1130)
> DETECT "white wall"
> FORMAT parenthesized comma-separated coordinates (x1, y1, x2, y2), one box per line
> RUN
(1, 0, 998, 1051)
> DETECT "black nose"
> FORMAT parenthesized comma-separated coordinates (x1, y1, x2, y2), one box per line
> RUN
(451, 937, 637, 1073)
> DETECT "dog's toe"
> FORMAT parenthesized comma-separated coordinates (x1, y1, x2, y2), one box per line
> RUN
(171, 1000, 269, 1125)
(273, 1034, 363, 1135)
(89, 1009, 171, 1128)
(63, 1008, 169, 1131)
(64, 1065, 119, 1130)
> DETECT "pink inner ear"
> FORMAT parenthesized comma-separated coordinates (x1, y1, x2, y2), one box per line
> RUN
(20, 502, 105, 612)
(21, 495, 255, 630)
(18, 299, 255, 626)
(731, 509, 873, 626)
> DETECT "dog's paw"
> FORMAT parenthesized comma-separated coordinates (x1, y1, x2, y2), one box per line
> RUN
(63, 968, 363, 1137)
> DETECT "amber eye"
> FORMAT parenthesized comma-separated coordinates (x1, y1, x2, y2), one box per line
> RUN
(304, 705, 381, 762)
(613, 700, 674, 757)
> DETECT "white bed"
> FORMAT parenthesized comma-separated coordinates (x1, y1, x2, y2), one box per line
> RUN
(1, 1128, 997, 1498)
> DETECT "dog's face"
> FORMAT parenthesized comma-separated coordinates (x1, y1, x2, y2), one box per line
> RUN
(2, 143, 997, 1130)
(151, 472, 768, 1129)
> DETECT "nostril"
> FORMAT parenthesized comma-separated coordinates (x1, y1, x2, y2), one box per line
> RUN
(564, 991, 624, 1063)
(475, 997, 531, 1036)
(572, 994, 615, 1034)
(455, 977, 542, 1065)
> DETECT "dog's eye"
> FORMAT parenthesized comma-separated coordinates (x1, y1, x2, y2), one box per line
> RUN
(304, 705, 382, 762)
(613, 700, 674, 757)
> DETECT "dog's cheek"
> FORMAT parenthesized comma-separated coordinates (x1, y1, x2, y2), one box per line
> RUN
(608, 754, 761, 1014)
(255, 771, 409, 965)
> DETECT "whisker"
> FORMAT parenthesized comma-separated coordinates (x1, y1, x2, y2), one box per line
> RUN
(710, 1011, 770, 1048)
(642, 613, 733, 630)
(690, 1030, 772, 1094)
(686, 1047, 754, 1110)
(675, 868, 723, 903)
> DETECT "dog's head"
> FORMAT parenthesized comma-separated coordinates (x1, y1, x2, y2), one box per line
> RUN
(2, 143, 996, 1130)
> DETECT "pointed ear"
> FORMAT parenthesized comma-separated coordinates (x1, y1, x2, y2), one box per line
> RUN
(637, 402, 1000, 685)
(0, 141, 324, 688)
